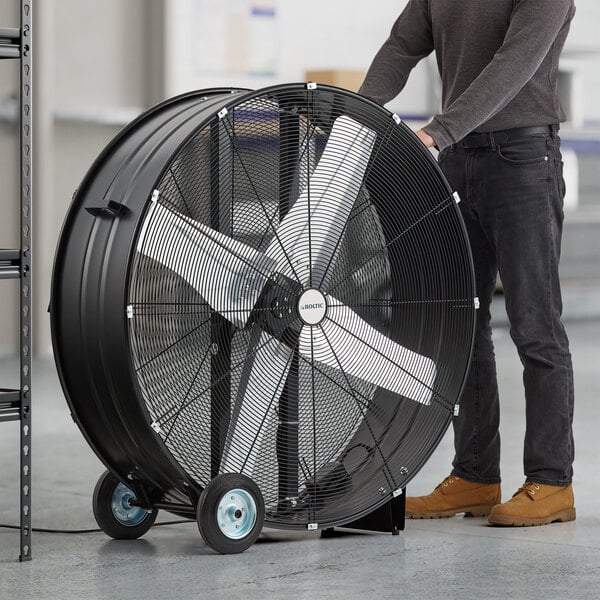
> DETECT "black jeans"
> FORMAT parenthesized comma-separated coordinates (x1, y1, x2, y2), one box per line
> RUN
(439, 130, 574, 486)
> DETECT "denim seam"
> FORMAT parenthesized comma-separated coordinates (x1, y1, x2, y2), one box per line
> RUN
(545, 153, 559, 344)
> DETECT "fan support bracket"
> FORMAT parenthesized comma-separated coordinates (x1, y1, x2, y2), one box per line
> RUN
(320, 490, 406, 537)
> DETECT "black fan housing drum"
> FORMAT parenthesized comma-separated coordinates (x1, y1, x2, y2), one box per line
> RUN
(51, 84, 476, 552)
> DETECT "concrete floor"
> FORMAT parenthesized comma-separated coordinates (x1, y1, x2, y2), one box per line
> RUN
(1, 312, 599, 600)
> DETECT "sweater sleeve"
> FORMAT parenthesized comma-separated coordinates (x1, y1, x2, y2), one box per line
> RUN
(358, 0, 433, 105)
(423, 0, 574, 150)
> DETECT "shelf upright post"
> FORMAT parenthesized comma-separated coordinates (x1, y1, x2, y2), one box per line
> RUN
(0, 0, 33, 562)
(18, 0, 33, 562)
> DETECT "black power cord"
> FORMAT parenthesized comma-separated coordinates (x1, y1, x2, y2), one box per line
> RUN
(0, 519, 194, 534)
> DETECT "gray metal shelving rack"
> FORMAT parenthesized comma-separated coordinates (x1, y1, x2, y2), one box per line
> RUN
(0, 0, 33, 562)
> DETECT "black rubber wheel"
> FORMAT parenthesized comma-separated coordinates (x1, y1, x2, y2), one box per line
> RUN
(92, 470, 158, 539)
(197, 473, 265, 554)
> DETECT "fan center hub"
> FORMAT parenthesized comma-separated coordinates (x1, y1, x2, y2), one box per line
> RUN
(298, 289, 327, 325)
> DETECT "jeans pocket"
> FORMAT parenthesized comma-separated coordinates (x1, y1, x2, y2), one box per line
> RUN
(496, 136, 549, 166)
(437, 147, 451, 165)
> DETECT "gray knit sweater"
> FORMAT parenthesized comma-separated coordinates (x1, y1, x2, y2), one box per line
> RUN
(358, 0, 576, 150)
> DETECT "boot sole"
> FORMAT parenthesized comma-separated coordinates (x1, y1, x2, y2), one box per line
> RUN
(488, 507, 576, 527)
(407, 504, 497, 519)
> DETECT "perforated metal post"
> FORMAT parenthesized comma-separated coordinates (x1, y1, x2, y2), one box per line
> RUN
(19, 0, 33, 562)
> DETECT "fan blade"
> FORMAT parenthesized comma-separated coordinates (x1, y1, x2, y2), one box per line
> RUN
(266, 115, 376, 288)
(299, 296, 437, 405)
(136, 200, 275, 328)
(220, 328, 294, 474)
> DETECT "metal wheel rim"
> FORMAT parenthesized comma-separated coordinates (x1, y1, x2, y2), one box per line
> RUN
(111, 482, 147, 526)
(216, 488, 257, 539)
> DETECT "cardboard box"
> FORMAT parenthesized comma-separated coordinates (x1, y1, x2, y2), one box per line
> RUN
(304, 69, 366, 93)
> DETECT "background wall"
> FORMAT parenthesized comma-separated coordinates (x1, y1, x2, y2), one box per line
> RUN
(164, 0, 437, 115)
(0, 1, 20, 358)
(567, 1, 600, 124)
(0, 0, 599, 356)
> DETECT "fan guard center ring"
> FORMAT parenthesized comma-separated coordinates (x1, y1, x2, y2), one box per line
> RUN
(297, 289, 327, 325)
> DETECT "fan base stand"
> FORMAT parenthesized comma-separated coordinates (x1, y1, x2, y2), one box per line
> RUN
(320, 489, 406, 538)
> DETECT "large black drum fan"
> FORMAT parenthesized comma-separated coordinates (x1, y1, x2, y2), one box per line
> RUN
(51, 83, 476, 554)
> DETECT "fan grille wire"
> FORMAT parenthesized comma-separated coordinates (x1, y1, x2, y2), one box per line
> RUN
(127, 87, 475, 528)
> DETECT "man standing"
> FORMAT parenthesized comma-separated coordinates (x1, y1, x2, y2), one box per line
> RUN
(359, 0, 576, 526)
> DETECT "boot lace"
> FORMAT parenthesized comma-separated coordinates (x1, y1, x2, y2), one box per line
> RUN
(437, 475, 461, 489)
(515, 481, 541, 498)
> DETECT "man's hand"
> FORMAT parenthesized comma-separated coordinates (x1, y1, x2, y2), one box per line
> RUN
(416, 128, 436, 148)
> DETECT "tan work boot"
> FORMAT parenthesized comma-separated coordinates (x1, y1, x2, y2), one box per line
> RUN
(406, 474, 501, 519)
(488, 481, 576, 526)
